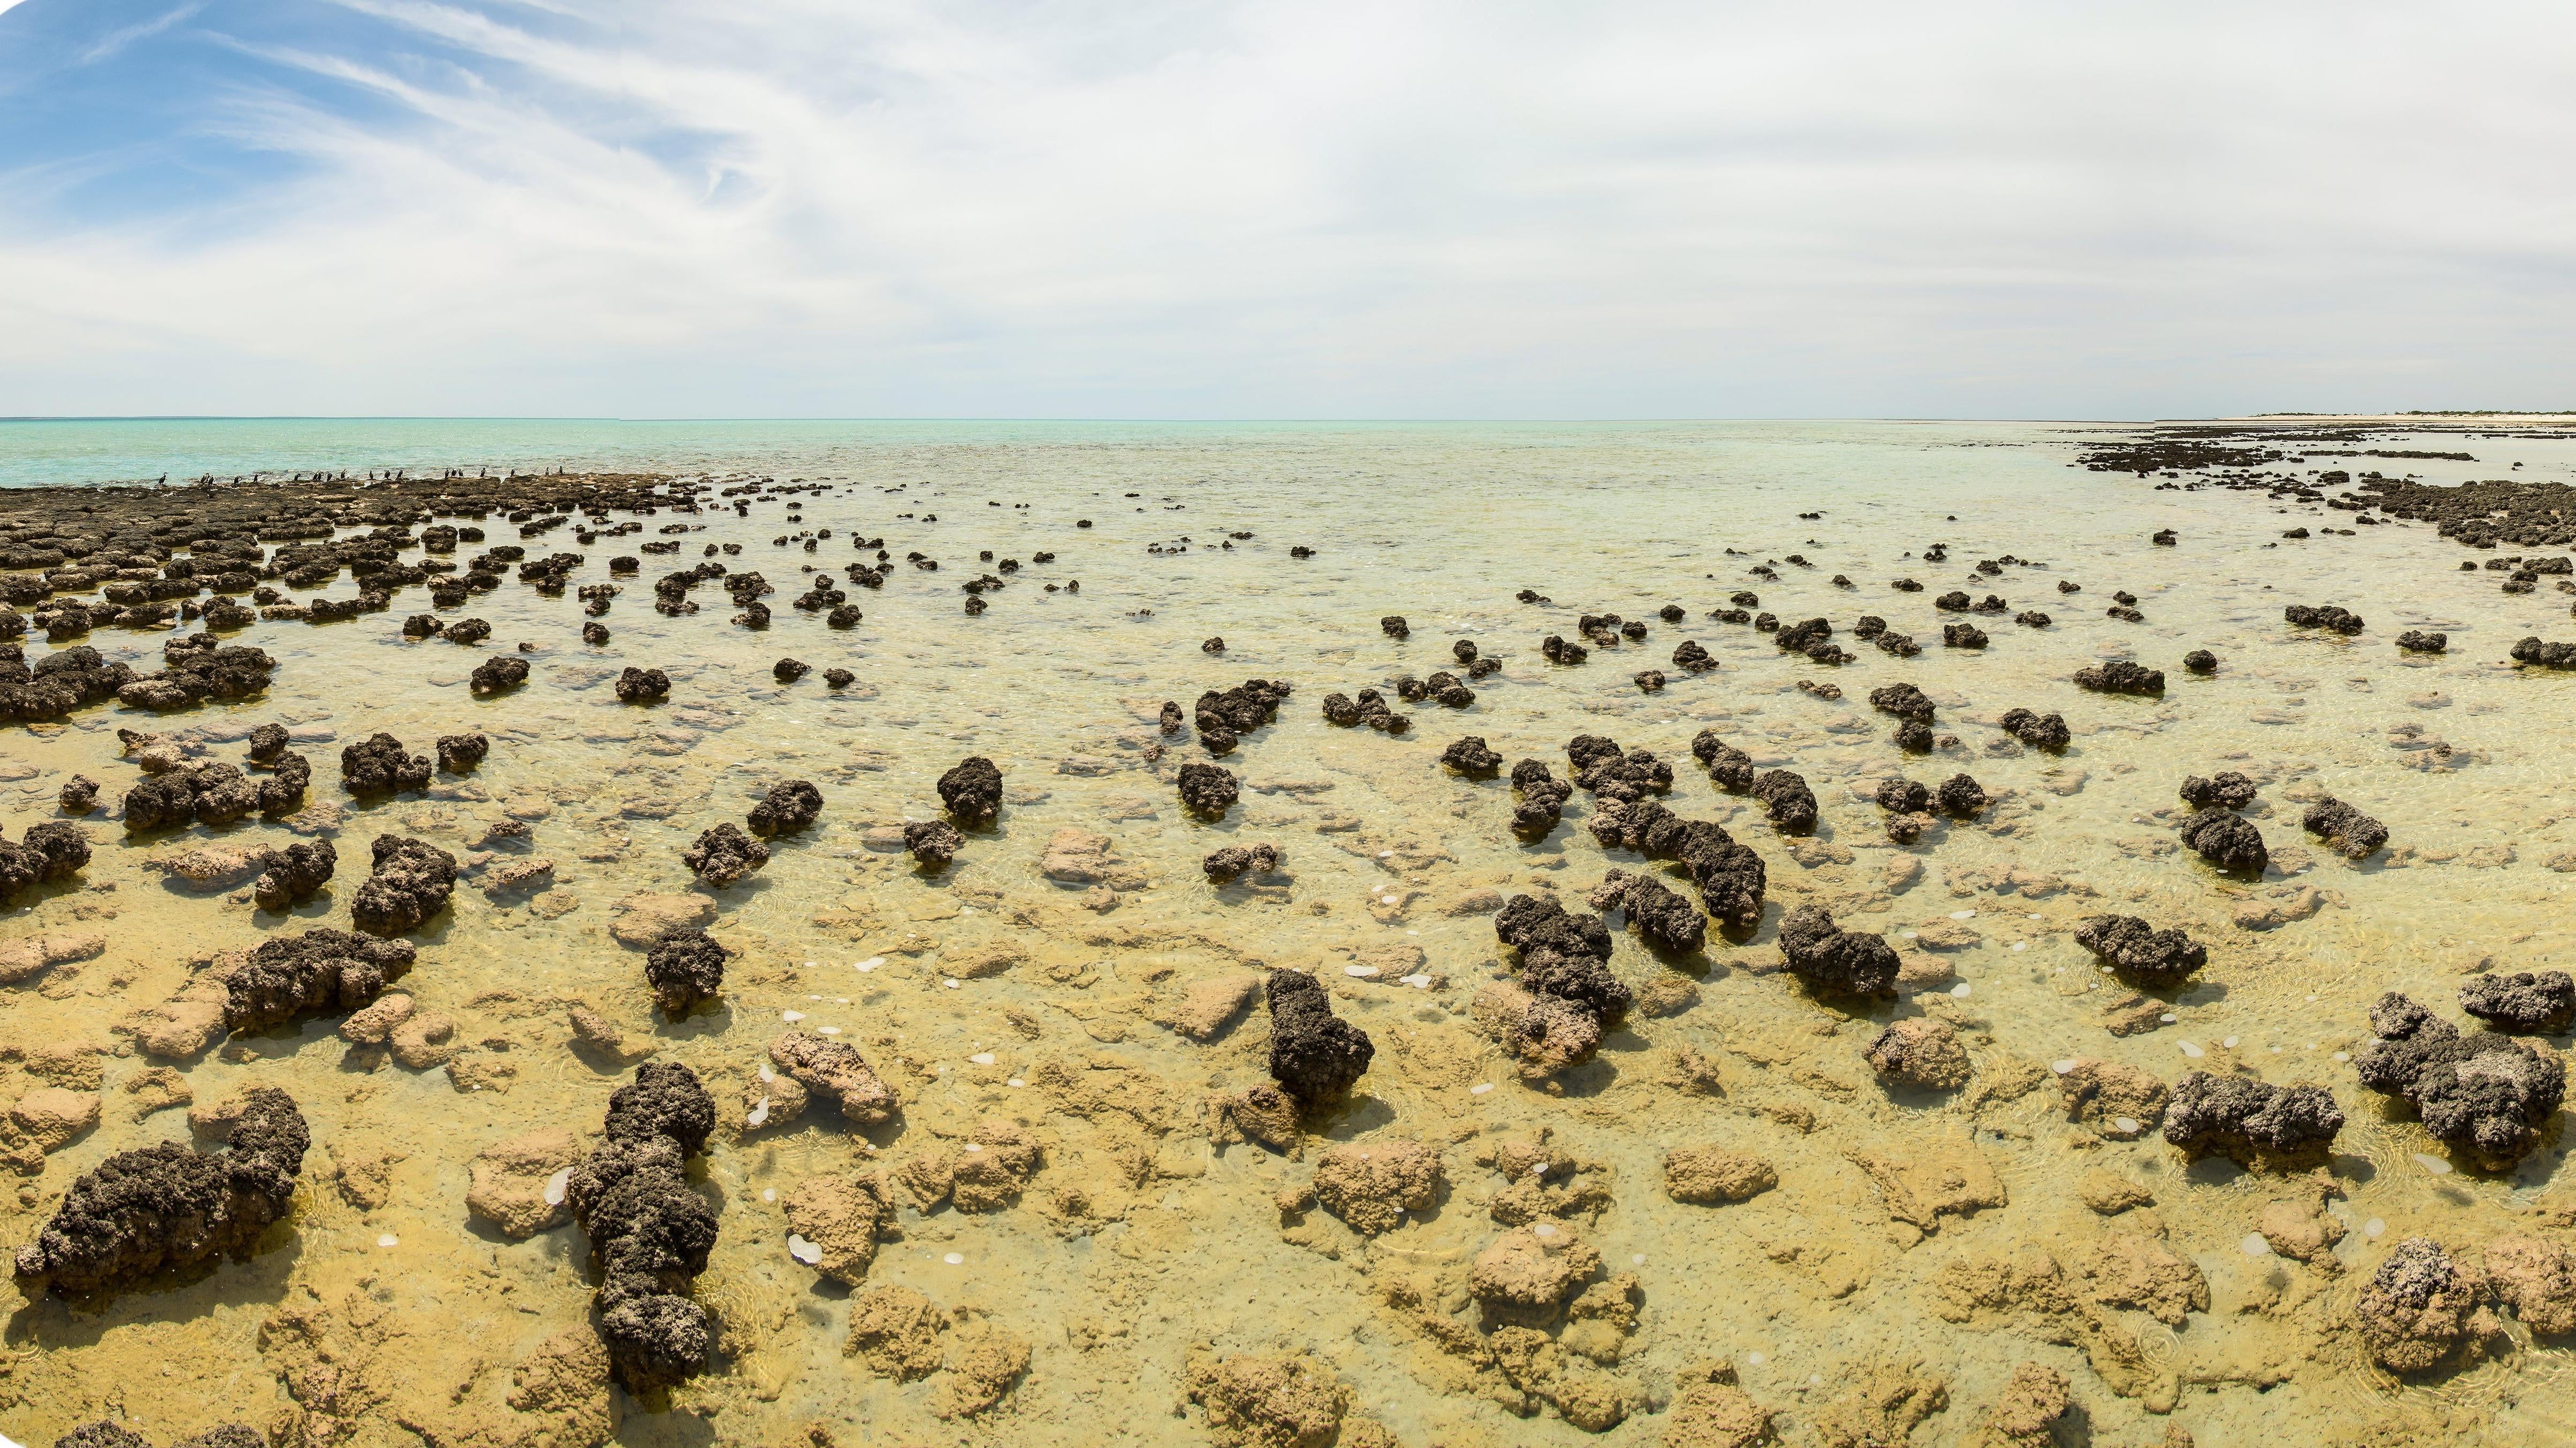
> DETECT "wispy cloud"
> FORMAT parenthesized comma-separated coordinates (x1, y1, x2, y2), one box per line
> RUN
(1, 1, 2573, 418)
(78, 3, 202, 65)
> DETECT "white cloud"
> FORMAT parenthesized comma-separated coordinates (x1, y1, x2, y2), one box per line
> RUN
(3, 0, 2574, 417)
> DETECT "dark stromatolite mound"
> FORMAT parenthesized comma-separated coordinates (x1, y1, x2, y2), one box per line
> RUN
(1440, 736, 1502, 777)
(2356, 993, 2564, 1166)
(682, 822, 769, 887)
(1584, 797, 1767, 930)
(2178, 808, 2267, 875)
(2356, 1237, 2490, 1375)
(1539, 634, 1588, 666)
(59, 774, 98, 814)
(13, 1086, 307, 1299)
(1875, 778, 1928, 814)
(937, 755, 1003, 827)
(644, 928, 730, 1016)
(1509, 759, 1572, 838)
(341, 733, 432, 796)
(1380, 615, 1409, 638)
(1942, 622, 1989, 650)
(1566, 735, 1672, 804)
(614, 666, 670, 704)
(115, 642, 276, 712)
(1999, 707, 2070, 751)
(2161, 1071, 2341, 1166)
(822, 668, 853, 688)
(2460, 971, 2576, 1035)
(1196, 680, 1295, 751)
(1776, 904, 1898, 997)
(1935, 773, 1987, 817)
(1, 820, 93, 902)
(469, 656, 529, 695)
(1868, 682, 1935, 722)
(2284, 604, 2364, 635)
(437, 732, 489, 773)
(1633, 668, 1666, 691)
(903, 819, 963, 867)
(569, 1062, 719, 1393)
(0, 644, 133, 723)
(350, 835, 458, 935)
(1266, 968, 1374, 1113)
(1202, 843, 1281, 882)
(1672, 640, 1714, 672)
(2074, 659, 2164, 695)
(2396, 630, 2448, 654)
(2074, 914, 2205, 986)
(2302, 796, 2388, 861)
(1773, 617, 1832, 654)
(245, 723, 289, 762)
(1750, 768, 1817, 833)
(2183, 649, 2218, 673)
(221, 928, 415, 1033)
(747, 779, 823, 835)
(773, 657, 810, 683)
(1590, 868, 1706, 954)
(121, 764, 259, 833)
(1689, 729, 1755, 791)
(252, 839, 337, 912)
(1177, 761, 1239, 818)
(258, 751, 310, 815)
(2511, 636, 2576, 668)
(2179, 772, 2257, 811)
(1160, 700, 1185, 734)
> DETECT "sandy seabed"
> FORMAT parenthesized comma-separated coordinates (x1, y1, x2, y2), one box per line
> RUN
(5, 420, 2576, 1447)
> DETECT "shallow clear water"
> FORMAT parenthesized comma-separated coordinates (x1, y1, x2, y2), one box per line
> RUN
(5, 420, 2575, 1446)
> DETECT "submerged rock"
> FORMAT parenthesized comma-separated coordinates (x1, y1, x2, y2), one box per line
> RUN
(436, 732, 489, 773)
(771, 1030, 898, 1123)
(2355, 1238, 2492, 1374)
(1865, 1017, 1971, 1091)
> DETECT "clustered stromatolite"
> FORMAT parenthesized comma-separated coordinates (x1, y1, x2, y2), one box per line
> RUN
(2161, 1070, 2342, 1166)
(0, 820, 90, 905)
(567, 1062, 719, 1393)
(2073, 914, 2206, 986)
(14, 1086, 309, 1299)
(2356, 993, 2564, 1167)
(350, 835, 458, 935)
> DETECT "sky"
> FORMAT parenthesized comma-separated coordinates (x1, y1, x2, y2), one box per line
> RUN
(1, 1, 2573, 420)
